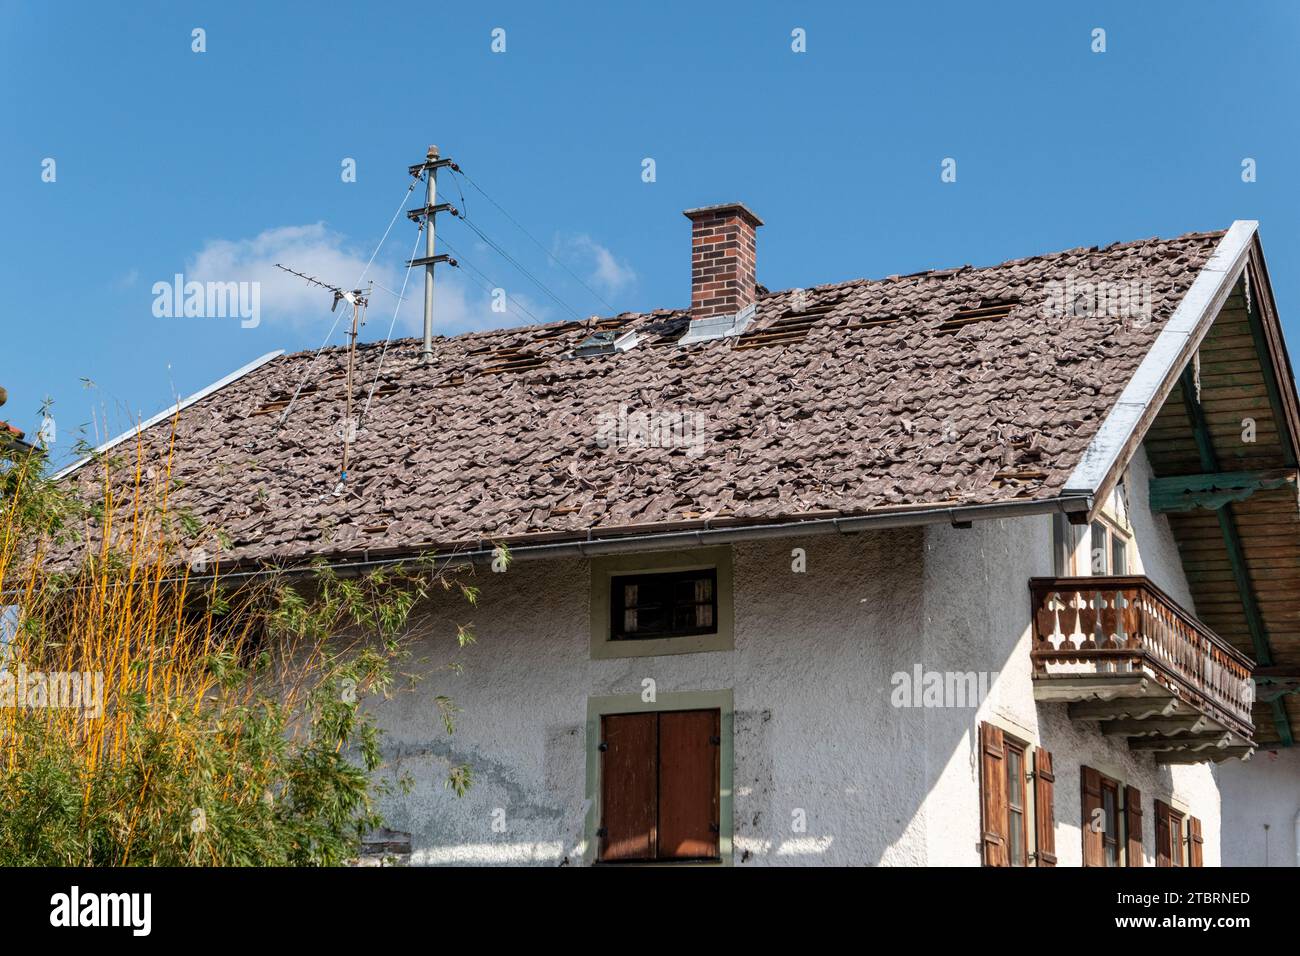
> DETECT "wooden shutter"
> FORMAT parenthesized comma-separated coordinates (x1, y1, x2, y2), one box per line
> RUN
(1081, 766, 1104, 867)
(599, 713, 657, 862)
(1033, 748, 1056, 866)
(1188, 816, 1204, 867)
(1154, 800, 1171, 867)
(657, 709, 721, 860)
(979, 723, 1009, 866)
(1124, 785, 1143, 866)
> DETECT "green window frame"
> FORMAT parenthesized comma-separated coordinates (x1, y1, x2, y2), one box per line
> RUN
(589, 548, 734, 660)
(584, 689, 734, 866)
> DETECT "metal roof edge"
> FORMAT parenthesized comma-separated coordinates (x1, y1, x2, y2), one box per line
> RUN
(1062, 220, 1258, 499)
(50, 349, 285, 481)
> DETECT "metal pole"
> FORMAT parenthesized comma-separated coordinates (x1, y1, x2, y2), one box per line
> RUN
(342, 296, 360, 481)
(422, 144, 439, 362)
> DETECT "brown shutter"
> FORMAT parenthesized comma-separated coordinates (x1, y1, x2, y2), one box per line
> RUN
(1154, 800, 1171, 867)
(657, 709, 721, 860)
(1033, 748, 1056, 867)
(1081, 766, 1104, 867)
(599, 713, 657, 862)
(1124, 785, 1143, 867)
(979, 722, 1009, 866)
(1188, 816, 1204, 867)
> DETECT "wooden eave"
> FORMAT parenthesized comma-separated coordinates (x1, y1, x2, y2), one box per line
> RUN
(1138, 238, 1300, 747)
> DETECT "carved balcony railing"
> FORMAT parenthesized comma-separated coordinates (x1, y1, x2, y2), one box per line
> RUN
(1030, 576, 1256, 756)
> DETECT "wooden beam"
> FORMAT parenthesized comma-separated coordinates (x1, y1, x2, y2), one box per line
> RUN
(1149, 468, 1298, 513)
(1101, 716, 1215, 737)
(1128, 732, 1233, 752)
(1067, 697, 1183, 722)
(1155, 745, 1255, 765)
(1179, 363, 1294, 746)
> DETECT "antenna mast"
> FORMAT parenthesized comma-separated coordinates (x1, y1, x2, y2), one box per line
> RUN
(273, 264, 371, 491)
(406, 145, 460, 362)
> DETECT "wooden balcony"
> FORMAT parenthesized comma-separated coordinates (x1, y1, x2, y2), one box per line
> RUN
(1030, 576, 1256, 763)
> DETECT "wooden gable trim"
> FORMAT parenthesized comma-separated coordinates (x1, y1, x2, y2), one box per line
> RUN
(1068, 225, 1300, 747)
(1064, 221, 1258, 515)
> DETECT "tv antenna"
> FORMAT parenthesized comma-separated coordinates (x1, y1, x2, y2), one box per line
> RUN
(274, 263, 372, 492)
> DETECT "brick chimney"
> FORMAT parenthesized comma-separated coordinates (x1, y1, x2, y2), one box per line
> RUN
(684, 203, 763, 322)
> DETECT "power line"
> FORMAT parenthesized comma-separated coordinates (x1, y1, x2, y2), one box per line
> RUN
(359, 226, 424, 426)
(451, 213, 584, 320)
(277, 176, 420, 429)
(451, 167, 619, 314)
(438, 234, 546, 325)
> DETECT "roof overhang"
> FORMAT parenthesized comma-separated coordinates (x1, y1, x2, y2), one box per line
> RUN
(1064, 220, 1300, 747)
(1063, 220, 1262, 513)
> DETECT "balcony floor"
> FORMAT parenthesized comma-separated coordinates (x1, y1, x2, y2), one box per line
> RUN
(1033, 673, 1255, 764)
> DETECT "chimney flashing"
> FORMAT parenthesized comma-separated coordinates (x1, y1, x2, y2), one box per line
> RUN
(683, 202, 764, 228)
(678, 303, 757, 346)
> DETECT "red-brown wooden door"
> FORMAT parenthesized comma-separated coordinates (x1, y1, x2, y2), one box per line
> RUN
(599, 708, 721, 863)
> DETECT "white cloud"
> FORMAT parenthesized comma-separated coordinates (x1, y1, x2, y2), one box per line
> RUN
(556, 234, 636, 296)
(183, 223, 550, 337)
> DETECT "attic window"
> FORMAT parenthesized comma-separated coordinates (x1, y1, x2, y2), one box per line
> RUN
(482, 346, 547, 374)
(938, 300, 1017, 334)
(733, 300, 839, 350)
(573, 328, 639, 357)
(644, 318, 692, 347)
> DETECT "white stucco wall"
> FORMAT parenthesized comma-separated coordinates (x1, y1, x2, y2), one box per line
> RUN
(919, 473, 1220, 867)
(1218, 748, 1300, 866)
(358, 449, 1227, 866)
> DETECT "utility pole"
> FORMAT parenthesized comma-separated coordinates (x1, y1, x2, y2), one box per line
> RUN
(406, 145, 460, 362)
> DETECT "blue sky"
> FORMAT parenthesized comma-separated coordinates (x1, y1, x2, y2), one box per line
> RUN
(3, 0, 1298, 468)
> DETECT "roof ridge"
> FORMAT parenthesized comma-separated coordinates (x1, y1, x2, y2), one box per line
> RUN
(279, 225, 1231, 360)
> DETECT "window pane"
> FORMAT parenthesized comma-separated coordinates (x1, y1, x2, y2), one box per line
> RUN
(1008, 809, 1025, 866)
(1006, 749, 1023, 805)
(1111, 535, 1128, 575)
(611, 569, 718, 640)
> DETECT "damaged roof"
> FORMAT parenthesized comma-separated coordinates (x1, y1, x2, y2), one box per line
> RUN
(64, 229, 1227, 566)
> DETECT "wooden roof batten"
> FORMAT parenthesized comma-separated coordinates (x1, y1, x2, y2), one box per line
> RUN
(1060, 222, 1300, 746)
